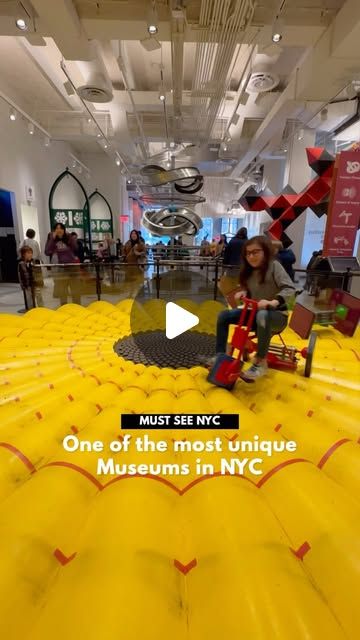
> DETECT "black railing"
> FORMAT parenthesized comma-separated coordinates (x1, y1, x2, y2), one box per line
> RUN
(22, 259, 359, 310)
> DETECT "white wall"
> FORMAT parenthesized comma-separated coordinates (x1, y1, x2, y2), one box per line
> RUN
(80, 153, 129, 240)
(0, 99, 82, 253)
(0, 98, 131, 252)
(284, 129, 316, 267)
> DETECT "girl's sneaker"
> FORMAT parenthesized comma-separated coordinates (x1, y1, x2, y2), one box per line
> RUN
(243, 361, 268, 380)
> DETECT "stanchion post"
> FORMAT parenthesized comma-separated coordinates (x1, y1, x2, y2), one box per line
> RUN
(95, 262, 101, 301)
(213, 259, 219, 300)
(155, 258, 161, 299)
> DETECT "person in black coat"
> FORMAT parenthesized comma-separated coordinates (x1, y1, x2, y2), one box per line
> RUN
(277, 246, 296, 281)
(223, 227, 248, 269)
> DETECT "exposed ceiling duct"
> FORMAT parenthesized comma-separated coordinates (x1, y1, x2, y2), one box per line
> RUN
(191, 0, 256, 143)
(246, 69, 280, 93)
(231, 0, 360, 176)
(76, 42, 113, 103)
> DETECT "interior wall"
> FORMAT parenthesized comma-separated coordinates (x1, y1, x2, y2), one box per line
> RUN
(284, 129, 316, 268)
(0, 99, 81, 252)
(81, 153, 128, 241)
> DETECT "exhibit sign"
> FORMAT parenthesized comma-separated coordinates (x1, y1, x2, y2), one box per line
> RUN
(50, 208, 89, 230)
(323, 150, 360, 256)
(90, 219, 112, 232)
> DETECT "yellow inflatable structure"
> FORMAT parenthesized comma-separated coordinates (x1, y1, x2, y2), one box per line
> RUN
(0, 299, 359, 639)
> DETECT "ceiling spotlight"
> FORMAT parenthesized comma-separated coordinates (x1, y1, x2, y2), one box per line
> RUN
(16, 18, 28, 31)
(115, 157, 121, 166)
(166, 161, 171, 168)
(104, 143, 108, 149)
(159, 91, 166, 102)
(72, 159, 77, 168)
(97, 133, 102, 138)
(127, 179, 132, 184)
(148, 24, 158, 35)
(87, 117, 92, 124)
(9, 108, 16, 121)
(28, 122, 34, 135)
(297, 128, 304, 141)
(272, 16, 283, 43)
(44, 136, 50, 147)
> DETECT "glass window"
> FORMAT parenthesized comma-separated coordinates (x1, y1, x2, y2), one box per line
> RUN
(195, 217, 213, 244)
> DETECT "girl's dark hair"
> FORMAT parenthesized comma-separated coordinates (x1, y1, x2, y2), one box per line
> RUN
(26, 228, 35, 239)
(239, 236, 274, 287)
(20, 245, 33, 260)
(52, 222, 69, 244)
(129, 229, 140, 245)
(236, 227, 248, 240)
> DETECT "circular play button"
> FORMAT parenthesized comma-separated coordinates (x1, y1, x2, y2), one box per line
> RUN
(113, 267, 225, 368)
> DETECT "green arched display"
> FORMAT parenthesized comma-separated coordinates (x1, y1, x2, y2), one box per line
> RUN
(88, 188, 114, 250)
(49, 168, 92, 252)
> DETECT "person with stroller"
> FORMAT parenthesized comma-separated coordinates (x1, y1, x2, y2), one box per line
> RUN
(206, 236, 296, 380)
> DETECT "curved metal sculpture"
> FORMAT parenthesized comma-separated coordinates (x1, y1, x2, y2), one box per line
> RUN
(139, 194, 206, 206)
(140, 164, 204, 194)
(142, 207, 203, 237)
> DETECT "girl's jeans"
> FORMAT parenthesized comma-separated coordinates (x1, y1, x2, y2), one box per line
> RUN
(216, 308, 288, 359)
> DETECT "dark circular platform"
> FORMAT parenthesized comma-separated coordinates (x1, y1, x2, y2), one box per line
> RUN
(114, 330, 215, 368)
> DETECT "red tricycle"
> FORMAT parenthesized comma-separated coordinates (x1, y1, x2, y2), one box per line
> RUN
(207, 298, 317, 390)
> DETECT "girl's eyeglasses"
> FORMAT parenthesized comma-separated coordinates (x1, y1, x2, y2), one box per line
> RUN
(246, 249, 263, 257)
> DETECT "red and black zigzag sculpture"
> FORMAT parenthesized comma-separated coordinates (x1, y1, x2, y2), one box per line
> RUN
(239, 147, 335, 247)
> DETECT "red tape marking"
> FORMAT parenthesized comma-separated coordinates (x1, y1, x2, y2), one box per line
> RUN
(174, 558, 197, 575)
(40, 462, 103, 491)
(104, 473, 181, 494)
(274, 424, 282, 432)
(70, 426, 79, 434)
(290, 541, 311, 561)
(331, 339, 342, 349)
(96, 404, 103, 413)
(67, 394, 74, 402)
(108, 380, 121, 391)
(180, 471, 256, 495)
(307, 410, 314, 417)
(0, 442, 36, 473)
(318, 439, 351, 469)
(257, 458, 310, 489)
(54, 548, 77, 566)
(35, 411, 42, 420)
(225, 434, 239, 442)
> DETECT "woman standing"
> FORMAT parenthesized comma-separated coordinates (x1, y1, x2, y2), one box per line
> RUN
(208, 236, 295, 380)
(45, 223, 81, 305)
(122, 229, 146, 265)
(122, 230, 146, 292)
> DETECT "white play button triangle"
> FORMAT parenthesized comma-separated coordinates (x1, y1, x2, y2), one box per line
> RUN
(165, 302, 199, 339)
